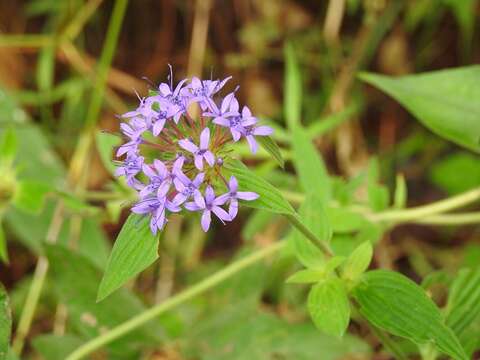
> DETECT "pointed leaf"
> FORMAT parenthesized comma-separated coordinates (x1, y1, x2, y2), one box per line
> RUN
(359, 67, 480, 153)
(342, 241, 373, 282)
(97, 214, 159, 301)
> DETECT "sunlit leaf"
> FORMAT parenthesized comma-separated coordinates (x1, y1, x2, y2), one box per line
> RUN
(359, 67, 480, 153)
(341, 241, 373, 283)
(308, 277, 350, 337)
(97, 214, 159, 301)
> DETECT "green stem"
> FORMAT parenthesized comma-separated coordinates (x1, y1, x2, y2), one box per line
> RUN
(286, 214, 334, 256)
(413, 212, 480, 226)
(371, 187, 480, 223)
(65, 241, 286, 360)
(0, 34, 53, 47)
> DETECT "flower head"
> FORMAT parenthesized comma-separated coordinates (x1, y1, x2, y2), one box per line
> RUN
(114, 69, 271, 234)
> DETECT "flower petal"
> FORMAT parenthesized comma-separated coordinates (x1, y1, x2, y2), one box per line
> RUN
(178, 138, 198, 153)
(236, 191, 259, 201)
(200, 127, 210, 149)
(201, 210, 211, 232)
(204, 151, 215, 167)
(212, 206, 231, 223)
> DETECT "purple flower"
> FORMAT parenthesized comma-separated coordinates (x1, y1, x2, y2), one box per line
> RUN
(115, 70, 272, 235)
(115, 153, 144, 184)
(213, 104, 257, 142)
(116, 118, 147, 156)
(158, 78, 188, 123)
(172, 170, 205, 206)
(139, 159, 172, 198)
(204, 92, 239, 130)
(187, 76, 231, 110)
(132, 196, 180, 234)
(185, 186, 231, 232)
(243, 125, 273, 153)
(217, 176, 259, 218)
(178, 128, 215, 170)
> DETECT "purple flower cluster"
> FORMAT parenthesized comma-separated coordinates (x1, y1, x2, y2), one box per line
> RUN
(114, 70, 272, 234)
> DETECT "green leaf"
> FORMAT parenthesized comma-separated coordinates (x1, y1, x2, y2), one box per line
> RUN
(0, 284, 11, 359)
(185, 308, 371, 360)
(342, 241, 373, 283)
(0, 128, 17, 163)
(46, 244, 164, 355)
(0, 224, 7, 264)
(353, 270, 468, 360)
(287, 269, 325, 284)
(446, 267, 480, 336)
(393, 173, 407, 209)
(430, 152, 480, 195)
(97, 214, 159, 301)
(96, 131, 121, 174)
(290, 195, 331, 268)
(257, 135, 284, 168)
(359, 67, 480, 153)
(284, 42, 301, 129)
(224, 159, 295, 215)
(308, 277, 350, 337)
(291, 126, 331, 202)
(327, 206, 369, 233)
(12, 181, 50, 214)
(32, 334, 83, 360)
(367, 158, 389, 211)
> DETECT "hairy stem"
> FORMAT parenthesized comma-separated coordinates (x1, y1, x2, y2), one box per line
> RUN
(65, 241, 285, 360)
